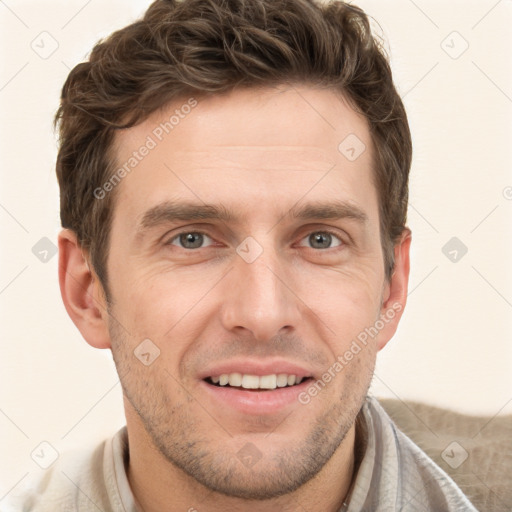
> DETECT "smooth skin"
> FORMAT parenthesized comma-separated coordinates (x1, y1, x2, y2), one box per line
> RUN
(59, 84, 411, 512)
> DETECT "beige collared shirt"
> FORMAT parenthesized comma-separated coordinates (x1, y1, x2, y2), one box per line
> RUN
(2, 396, 478, 511)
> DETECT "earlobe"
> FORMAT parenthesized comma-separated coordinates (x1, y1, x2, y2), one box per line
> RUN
(58, 229, 111, 349)
(376, 228, 412, 351)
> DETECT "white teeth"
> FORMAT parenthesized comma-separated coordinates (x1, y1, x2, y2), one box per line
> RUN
(259, 374, 277, 389)
(241, 374, 260, 389)
(228, 372, 242, 387)
(276, 374, 289, 387)
(212, 373, 305, 389)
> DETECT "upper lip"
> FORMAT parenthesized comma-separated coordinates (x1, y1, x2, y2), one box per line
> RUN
(198, 358, 314, 380)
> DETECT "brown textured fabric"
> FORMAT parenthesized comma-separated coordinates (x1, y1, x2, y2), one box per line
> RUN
(379, 398, 512, 512)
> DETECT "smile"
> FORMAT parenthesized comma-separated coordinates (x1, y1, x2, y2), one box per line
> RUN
(201, 375, 313, 415)
(206, 373, 307, 390)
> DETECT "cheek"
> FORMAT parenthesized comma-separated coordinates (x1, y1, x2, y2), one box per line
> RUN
(112, 267, 217, 351)
(292, 272, 383, 373)
(298, 262, 383, 322)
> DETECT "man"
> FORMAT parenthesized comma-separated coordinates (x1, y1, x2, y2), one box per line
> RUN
(6, 0, 478, 510)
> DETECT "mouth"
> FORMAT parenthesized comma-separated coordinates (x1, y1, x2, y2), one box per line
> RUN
(200, 369, 314, 415)
(204, 373, 312, 391)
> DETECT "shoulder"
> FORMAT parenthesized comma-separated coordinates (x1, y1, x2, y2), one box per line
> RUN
(1, 436, 116, 512)
(357, 396, 479, 511)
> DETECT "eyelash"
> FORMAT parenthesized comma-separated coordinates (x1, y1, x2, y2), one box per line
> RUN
(165, 229, 346, 251)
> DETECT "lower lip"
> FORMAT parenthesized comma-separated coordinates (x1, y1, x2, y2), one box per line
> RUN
(199, 379, 311, 415)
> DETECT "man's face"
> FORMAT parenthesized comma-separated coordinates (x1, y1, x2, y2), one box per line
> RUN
(105, 85, 399, 498)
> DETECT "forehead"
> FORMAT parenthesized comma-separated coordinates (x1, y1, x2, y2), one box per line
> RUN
(111, 85, 376, 229)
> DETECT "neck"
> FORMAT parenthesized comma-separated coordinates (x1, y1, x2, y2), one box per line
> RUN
(125, 413, 359, 512)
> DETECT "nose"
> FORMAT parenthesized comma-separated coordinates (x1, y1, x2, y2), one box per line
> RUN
(219, 245, 302, 343)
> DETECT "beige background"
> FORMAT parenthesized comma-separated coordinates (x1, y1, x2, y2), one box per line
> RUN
(1, 0, 511, 499)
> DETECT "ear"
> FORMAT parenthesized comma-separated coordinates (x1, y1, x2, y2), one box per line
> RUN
(376, 228, 411, 351)
(58, 229, 111, 349)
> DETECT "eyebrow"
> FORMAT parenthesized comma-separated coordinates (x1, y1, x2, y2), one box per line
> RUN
(136, 199, 368, 239)
(288, 200, 367, 223)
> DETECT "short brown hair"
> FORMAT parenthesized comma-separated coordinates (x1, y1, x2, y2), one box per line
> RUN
(55, 0, 411, 297)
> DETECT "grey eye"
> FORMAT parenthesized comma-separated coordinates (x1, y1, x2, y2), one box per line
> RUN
(306, 232, 342, 250)
(170, 232, 212, 249)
